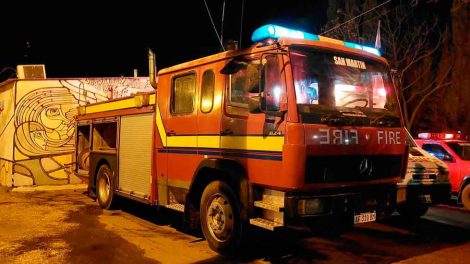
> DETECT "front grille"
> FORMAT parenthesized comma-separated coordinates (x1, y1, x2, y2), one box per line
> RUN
(305, 155, 403, 184)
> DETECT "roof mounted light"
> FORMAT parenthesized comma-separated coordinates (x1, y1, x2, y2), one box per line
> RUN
(251, 24, 319, 42)
(251, 24, 381, 56)
(417, 132, 464, 140)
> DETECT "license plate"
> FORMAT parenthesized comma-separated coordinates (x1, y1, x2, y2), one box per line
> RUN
(354, 211, 376, 224)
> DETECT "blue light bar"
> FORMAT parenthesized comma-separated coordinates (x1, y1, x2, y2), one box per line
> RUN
(251, 24, 381, 57)
(251, 24, 319, 42)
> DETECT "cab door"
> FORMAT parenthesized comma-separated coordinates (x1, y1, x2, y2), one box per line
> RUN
(220, 53, 287, 185)
(197, 66, 222, 154)
(163, 71, 199, 196)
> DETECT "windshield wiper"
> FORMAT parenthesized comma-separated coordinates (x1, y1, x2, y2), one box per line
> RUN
(370, 115, 400, 127)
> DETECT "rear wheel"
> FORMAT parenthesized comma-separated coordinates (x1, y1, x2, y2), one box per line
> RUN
(96, 164, 117, 210)
(200, 181, 243, 255)
(397, 203, 429, 218)
(461, 184, 470, 211)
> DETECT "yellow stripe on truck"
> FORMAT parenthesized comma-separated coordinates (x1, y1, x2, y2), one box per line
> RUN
(85, 98, 137, 114)
(149, 94, 156, 105)
(158, 104, 284, 152)
(167, 136, 198, 148)
(221, 136, 284, 152)
(198, 135, 221, 149)
(155, 105, 167, 146)
(84, 94, 155, 114)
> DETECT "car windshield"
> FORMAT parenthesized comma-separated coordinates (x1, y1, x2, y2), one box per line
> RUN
(447, 142, 470, 160)
(290, 48, 401, 127)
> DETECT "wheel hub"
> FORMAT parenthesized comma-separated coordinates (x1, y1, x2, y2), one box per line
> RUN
(206, 194, 234, 242)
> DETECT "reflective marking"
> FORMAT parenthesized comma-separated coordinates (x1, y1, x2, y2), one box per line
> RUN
(149, 94, 156, 104)
(167, 135, 197, 148)
(155, 105, 167, 146)
(155, 105, 284, 152)
(198, 135, 221, 148)
(85, 98, 137, 114)
(221, 136, 284, 152)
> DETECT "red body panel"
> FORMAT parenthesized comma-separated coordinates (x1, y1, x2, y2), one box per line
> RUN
(304, 126, 405, 156)
(415, 139, 470, 193)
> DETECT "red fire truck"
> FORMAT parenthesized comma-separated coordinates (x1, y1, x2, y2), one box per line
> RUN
(415, 132, 470, 211)
(74, 24, 408, 254)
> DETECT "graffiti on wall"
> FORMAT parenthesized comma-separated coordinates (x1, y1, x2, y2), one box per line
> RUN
(0, 78, 152, 186)
(0, 160, 13, 186)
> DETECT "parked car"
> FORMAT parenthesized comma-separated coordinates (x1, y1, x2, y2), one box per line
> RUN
(415, 132, 470, 211)
(396, 129, 451, 217)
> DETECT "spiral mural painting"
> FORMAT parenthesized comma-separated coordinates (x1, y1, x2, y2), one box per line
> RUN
(0, 78, 152, 186)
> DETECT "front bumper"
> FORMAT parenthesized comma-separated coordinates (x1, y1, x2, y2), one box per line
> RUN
(282, 184, 396, 226)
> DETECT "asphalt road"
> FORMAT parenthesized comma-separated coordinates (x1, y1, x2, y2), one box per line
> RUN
(0, 187, 469, 264)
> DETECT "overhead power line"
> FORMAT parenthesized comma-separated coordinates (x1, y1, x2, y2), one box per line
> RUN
(203, 0, 225, 51)
(321, 0, 392, 36)
(239, 0, 245, 48)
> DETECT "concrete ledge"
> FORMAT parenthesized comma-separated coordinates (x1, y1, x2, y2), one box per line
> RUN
(11, 184, 87, 192)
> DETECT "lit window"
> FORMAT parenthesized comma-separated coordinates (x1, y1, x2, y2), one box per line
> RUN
(201, 70, 215, 113)
(171, 73, 195, 114)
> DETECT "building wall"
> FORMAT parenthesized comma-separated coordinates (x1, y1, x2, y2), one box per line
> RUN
(0, 81, 15, 186)
(0, 77, 153, 186)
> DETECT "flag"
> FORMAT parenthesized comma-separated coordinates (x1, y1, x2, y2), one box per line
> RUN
(375, 20, 381, 49)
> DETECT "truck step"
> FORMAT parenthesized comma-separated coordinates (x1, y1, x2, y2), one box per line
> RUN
(254, 201, 284, 212)
(249, 218, 283, 231)
(164, 203, 185, 212)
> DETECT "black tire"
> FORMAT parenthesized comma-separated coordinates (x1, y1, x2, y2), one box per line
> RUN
(96, 164, 117, 210)
(461, 184, 470, 211)
(200, 181, 243, 256)
(397, 203, 429, 218)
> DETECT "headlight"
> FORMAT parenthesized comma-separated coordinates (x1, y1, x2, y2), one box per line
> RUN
(297, 198, 330, 215)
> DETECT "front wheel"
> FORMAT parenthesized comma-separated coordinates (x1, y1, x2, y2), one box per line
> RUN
(461, 184, 470, 211)
(200, 181, 243, 255)
(96, 164, 117, 210)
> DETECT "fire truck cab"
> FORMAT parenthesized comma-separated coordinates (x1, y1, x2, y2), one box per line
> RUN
(74, 24, 408, 254)
(415, 132, 470, 211)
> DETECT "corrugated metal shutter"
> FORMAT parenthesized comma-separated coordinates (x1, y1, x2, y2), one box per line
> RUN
(119, 113, 153, 199)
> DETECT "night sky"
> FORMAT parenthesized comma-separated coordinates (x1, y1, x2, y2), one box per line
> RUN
(0, 1, 328, 79)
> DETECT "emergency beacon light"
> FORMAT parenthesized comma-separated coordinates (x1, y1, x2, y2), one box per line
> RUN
(417, 132, 464, 140)
(251, 24, 381, 57)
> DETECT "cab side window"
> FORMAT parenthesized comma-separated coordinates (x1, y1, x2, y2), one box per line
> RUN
(200, 70, 215, 113)
(262, 54, 286, 111)
(422, 144, 453, 162)
(171, 73, 196, 114)
(226, 60, 259, 116)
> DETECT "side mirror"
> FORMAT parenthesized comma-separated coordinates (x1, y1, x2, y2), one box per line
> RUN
(259, 53, 287, 115)
(221, 58, 247, 75)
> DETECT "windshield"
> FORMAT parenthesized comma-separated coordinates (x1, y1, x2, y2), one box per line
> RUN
(447, 142, 470, 160)
(290, 48, 401, 127)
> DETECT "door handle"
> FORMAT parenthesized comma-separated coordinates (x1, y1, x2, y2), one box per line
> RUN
(167, 130, 176, 136)
(221, 129, 233, 136)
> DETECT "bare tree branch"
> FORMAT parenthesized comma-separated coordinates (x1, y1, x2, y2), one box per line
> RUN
(408, 68, 453, 128)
